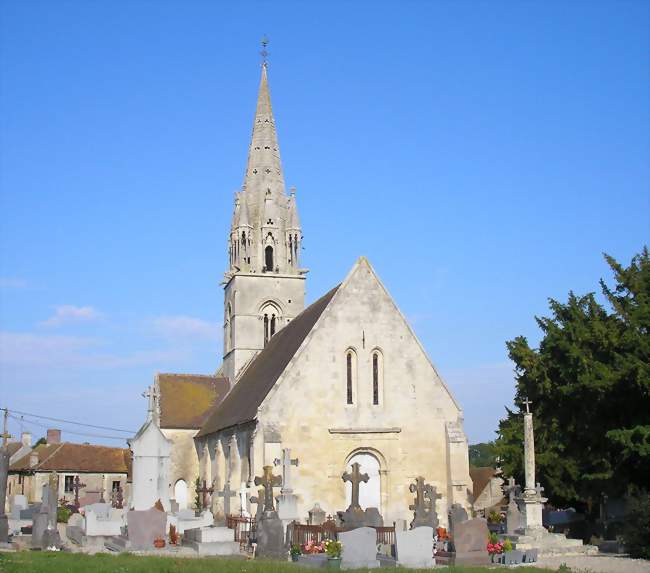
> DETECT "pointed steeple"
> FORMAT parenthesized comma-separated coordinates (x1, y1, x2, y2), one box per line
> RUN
(287, 187, 301, 230)
(243, 63, 285, 204)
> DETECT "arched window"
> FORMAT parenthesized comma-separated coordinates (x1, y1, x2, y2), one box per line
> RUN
(261, 302, 282, 347)
(225, 303, 232, 353)
(264, 314, 269, 346)
(265, 246, 274, 271)
(345, 453, 381, 511)
(174, 479, 188, 510)
(372, 350, 382, 405)
(270, 314, 276, 337)
(345, 349, 357, 405)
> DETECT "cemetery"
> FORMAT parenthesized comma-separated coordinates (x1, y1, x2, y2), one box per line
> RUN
(1, 4, 648, 573)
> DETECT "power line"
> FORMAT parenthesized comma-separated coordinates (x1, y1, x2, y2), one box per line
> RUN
(5, 408, 135, 434)
(7, 414, 129, 442)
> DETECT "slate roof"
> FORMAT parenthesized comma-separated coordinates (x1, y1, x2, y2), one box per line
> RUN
(158, 374, 230, 430)
(9, 442, 131, 476)
(197, 285, 340, 436)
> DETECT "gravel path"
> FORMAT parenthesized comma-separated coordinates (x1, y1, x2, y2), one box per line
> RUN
(534, 554, 650, 573)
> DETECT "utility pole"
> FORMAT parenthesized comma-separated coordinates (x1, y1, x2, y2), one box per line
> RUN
(1, 408, 12, 449)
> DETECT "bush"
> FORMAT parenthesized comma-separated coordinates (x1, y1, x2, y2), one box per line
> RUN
(623, 489, 650, 559)
(57, 506, 72, 523)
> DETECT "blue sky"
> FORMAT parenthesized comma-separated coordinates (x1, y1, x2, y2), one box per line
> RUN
(1, 0, 648, 446)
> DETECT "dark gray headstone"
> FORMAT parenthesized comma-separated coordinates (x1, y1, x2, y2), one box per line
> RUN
(308, 503, 326, 525)
(506, 499, 522, 534)
(255, 514, 285, 559)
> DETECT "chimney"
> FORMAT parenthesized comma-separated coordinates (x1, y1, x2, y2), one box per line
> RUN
(21, 432, 32, 447)
(46, 428, 61, 444)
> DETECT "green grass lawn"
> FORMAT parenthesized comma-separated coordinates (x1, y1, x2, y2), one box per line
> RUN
(0, 552, 558, 573)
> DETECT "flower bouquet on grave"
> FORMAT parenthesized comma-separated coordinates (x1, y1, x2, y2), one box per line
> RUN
(487, 533, 505, 564)
(169, 524, 179, 546)
(302, 540, 326, 554)
(154, 536, 166, 549)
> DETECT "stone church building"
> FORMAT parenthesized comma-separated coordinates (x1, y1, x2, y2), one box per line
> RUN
(153, 63, 472, 525)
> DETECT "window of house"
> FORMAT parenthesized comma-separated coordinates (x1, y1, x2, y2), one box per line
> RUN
(112, 480, 120, 491)
(64, 475, 74, 493)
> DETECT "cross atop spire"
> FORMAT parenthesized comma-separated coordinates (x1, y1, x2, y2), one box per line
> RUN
(522, 397, 533, 414)
(260, 35, 269, 66)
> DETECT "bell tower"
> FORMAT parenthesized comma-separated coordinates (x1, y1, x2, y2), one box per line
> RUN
(223, 60, 307, 382)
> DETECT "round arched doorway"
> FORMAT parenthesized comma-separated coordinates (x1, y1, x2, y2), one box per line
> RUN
(174, 479, 188, 510)
(345, 452, 381, 511)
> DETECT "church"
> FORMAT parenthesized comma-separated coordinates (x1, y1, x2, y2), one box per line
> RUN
(151, 62, 472, 526)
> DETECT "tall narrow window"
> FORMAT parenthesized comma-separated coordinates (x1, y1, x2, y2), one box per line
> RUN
(265, 246, 274, 271)
(372, 352, 380, 405)
(346, 352, 353, 404)
(270, 314, 276, 337)
(264, 314, 269, 346)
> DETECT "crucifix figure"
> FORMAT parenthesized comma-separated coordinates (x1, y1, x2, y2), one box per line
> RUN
(273, 448, 299, 493)
(217, 481, 237, 517)
(72, 475, 86, 509)
(342, 462, 369, 511)
(522, 397, 533, 414)
(196, 479, 214, 510)
(254, 465, 282, 514)
(111, 485, 124, 509)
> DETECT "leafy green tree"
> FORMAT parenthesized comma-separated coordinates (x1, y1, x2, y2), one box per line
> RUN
(469, 442, 498, 468)
(495, 247, 650, 509)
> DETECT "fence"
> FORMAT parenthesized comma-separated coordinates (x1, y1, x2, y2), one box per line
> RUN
(226, 514, 256, 549)
(287, 520, 396, 548)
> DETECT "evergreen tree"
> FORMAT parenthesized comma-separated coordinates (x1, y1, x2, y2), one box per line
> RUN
(496, 247, 650, 508)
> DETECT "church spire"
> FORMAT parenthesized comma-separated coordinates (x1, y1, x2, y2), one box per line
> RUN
(243, 62, 285, 200)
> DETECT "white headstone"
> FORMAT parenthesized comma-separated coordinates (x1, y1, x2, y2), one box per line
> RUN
(395, 526, 434, 568)
(339, 527, 380, 569)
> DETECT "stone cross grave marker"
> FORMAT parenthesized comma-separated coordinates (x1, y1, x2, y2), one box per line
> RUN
(217, 481, 237, 517)
(254, 465, 282, 514)
(342, 462, 369, 511)
(504, 476, 520, 503)
(73, 475, 86, 509)
(273, 448, 299, 493)
(409, 476, 441, 529)
(535, 482, 545, 497)
(250, 487, 265, 521)
(196, 479, 214, 511)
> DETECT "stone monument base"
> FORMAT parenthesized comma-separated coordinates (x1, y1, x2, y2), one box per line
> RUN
(502, 528, 598, 556)
(183, 526, 241, 557)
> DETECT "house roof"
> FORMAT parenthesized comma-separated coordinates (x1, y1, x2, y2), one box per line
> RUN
(197, 285, 340, 436)
(5, 442, 22, 458)
(158, 374, 230, 430)
(470, 466, 498, 500)
(9, 442, 131, 476)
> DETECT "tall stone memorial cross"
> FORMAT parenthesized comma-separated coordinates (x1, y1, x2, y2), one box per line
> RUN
(72, 475, 86, 509)
(521, 397, 536, 498)
(409, 476, 442, 528)
(0, 408, 12, 544)
(254, 465, 282, 514)
(342, 462, 369, 511)
(273, 448, 299, 493)
(196, 479, 215, 510)
(217, 481, 237, 517)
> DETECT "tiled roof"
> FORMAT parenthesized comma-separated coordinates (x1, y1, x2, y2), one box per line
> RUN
(158, 374, 230, 430)
(197, 285, 339, 436)
(9, 442, 131, 475)
(470, 466, 498, 500)
(5, 442, 21, 458)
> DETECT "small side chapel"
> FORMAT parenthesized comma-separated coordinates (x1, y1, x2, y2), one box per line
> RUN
(152, 61, 473, 526)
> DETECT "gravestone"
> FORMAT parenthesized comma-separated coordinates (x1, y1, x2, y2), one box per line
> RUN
(214, 482, 236, 525)
(274, 448, 299, 522)
(40, 473, 62, 549)
(339, 526, 380, 569)
(395, 526, 434, 568)
(308, 503, 326, 525)
(448, 503, 468, 536)
(253, 465, 285, 559)
(504, 476, 522, 534)
(9, 495, 28, 520)
(409, 477, 441, 529)
(452, 517, 489, 566)
(338, 463, 384, 528)
(183, 525, 241, 556)
(125, 506, 166, 549)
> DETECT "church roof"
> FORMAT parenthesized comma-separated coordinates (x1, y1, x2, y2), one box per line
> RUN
(157, 373, 230, 430)
(197, 285, 340, 436)
(9, 442, 132, 476)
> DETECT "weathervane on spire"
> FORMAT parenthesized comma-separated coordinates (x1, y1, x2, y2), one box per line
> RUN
(260, 35, 269, 66)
